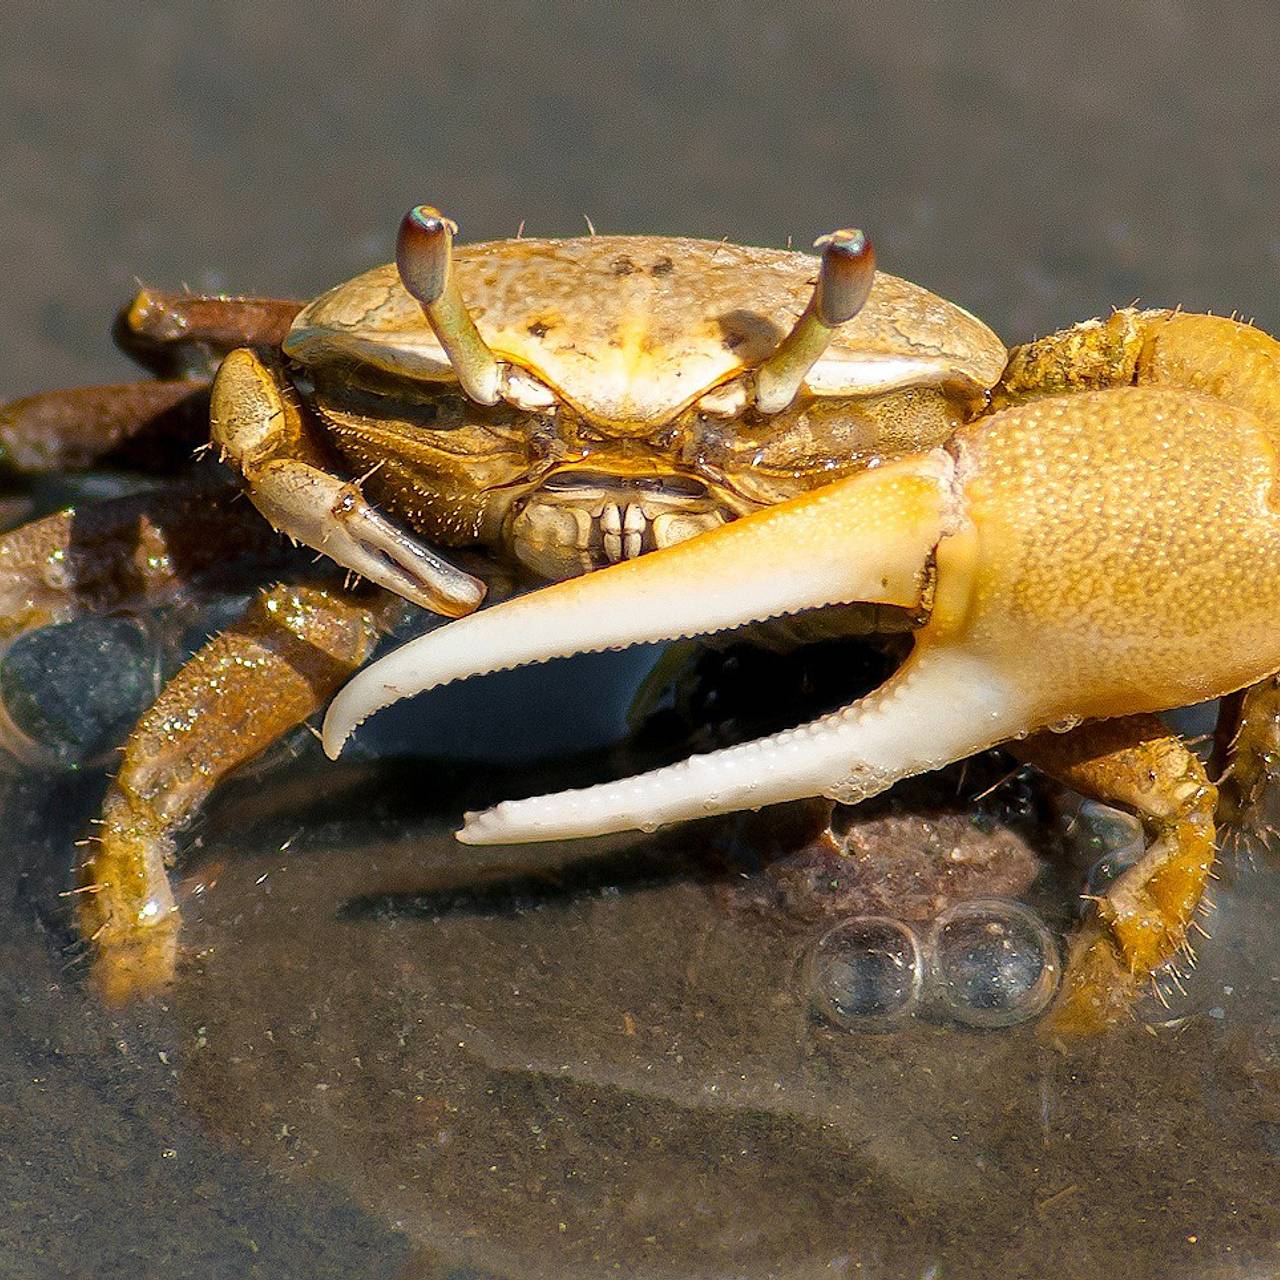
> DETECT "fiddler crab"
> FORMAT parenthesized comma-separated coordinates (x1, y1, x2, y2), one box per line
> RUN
(3, 206, 1277, 1034)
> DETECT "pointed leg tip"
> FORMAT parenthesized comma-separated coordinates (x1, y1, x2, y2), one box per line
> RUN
(89, 923, 180, 1004)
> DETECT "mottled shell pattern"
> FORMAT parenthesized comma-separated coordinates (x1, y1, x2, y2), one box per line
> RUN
(284, 236, 1006, 427)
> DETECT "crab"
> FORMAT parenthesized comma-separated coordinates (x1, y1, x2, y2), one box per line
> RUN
(322, 302, 1280, 1034)
(0, 208, 1006, 1000)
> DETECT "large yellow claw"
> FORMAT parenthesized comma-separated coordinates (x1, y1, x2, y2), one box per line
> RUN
(327, 345, 1280, 845)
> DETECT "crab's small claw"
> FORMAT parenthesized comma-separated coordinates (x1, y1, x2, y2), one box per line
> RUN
(322, 450, 955, 760)
(211, 347, 486, 618)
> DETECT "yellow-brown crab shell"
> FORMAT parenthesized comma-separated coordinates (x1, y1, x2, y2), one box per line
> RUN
(283, 235, 1006, 429)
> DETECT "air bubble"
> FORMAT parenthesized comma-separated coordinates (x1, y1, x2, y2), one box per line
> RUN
(805, 916, 924, 1030)
(928, 899, 1060, 1028)
(1070, 800, 1145, 896)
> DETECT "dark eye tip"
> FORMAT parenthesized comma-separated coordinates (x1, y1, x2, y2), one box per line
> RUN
(397, 206, 457, 305)
(813, 227, 876, 327)
(815, 227, 871, 261)
(404, 204, 456, 239)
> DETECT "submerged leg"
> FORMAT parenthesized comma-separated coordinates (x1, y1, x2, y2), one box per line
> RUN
(0, 481, 292, 641)
(77, 582, 402, 1001)
(1216, 674, 1280, 834)
(210, 348, 485, 618)
(1014, 715, 1217, 1034)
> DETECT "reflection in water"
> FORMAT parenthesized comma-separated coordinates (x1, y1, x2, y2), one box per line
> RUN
(137, 754, 1280, 1278)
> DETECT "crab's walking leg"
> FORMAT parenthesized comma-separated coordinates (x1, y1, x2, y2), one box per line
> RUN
(0, 292, 303, 476)
(1215, 675, 1280, 833)
(210, 348, 485, 618)
(1014, 716, 1217, 1035)
(0, 481, 291, 640)
(0, 382, 211, 475)
(78, 582, 401, 1002)
(113, 289, 303, 378)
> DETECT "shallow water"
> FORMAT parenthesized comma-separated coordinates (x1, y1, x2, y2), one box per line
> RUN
(6, 2, 1280, 1276)
(6, 748, 1280, 1279)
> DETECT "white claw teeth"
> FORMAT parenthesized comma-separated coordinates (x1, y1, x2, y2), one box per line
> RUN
(623, 503, 645, 559)
(603, 532, 622, 562)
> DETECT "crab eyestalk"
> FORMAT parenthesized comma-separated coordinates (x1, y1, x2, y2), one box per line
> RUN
(755, 229, 877, 414)
(396, 205, 504, 406)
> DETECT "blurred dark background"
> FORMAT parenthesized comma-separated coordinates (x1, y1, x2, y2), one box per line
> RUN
(3, 0, 1278, 400)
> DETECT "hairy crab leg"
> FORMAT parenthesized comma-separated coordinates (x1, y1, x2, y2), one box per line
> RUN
(211, 347, 486, 618)
(1216, 673, 1280, 831)
(1013, 716, 1217, 1034)
(79, 582, 402, 1002)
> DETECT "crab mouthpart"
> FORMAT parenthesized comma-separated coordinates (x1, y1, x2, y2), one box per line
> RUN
(323, 452, 958, 801)
(508, 469, 733, 577)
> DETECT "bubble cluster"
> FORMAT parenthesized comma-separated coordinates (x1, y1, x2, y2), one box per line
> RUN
(807, 898, 1061, 1031)
(1070, 799, 1145, 897)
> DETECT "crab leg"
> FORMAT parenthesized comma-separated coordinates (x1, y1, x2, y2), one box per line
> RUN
(0, 480, 291, 639)
(0, 292, 304, 476)
(1215, 673, 1280, 830)
(211, 347, 486, 618)
(0, 381, 209, 475)
(114, 289, 303, 379)
(1013, 716, 1217, 1034)
(79, 581, 402, 1002)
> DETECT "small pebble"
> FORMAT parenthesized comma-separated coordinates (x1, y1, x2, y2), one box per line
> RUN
(0, 616, 160, 768)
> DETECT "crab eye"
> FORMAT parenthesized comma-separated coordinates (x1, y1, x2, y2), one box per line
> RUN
(396, 205, 458, 304)
(755, 227, 877, 415)
(812, 228, 875, 328)
(395, 204, 503, 407)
